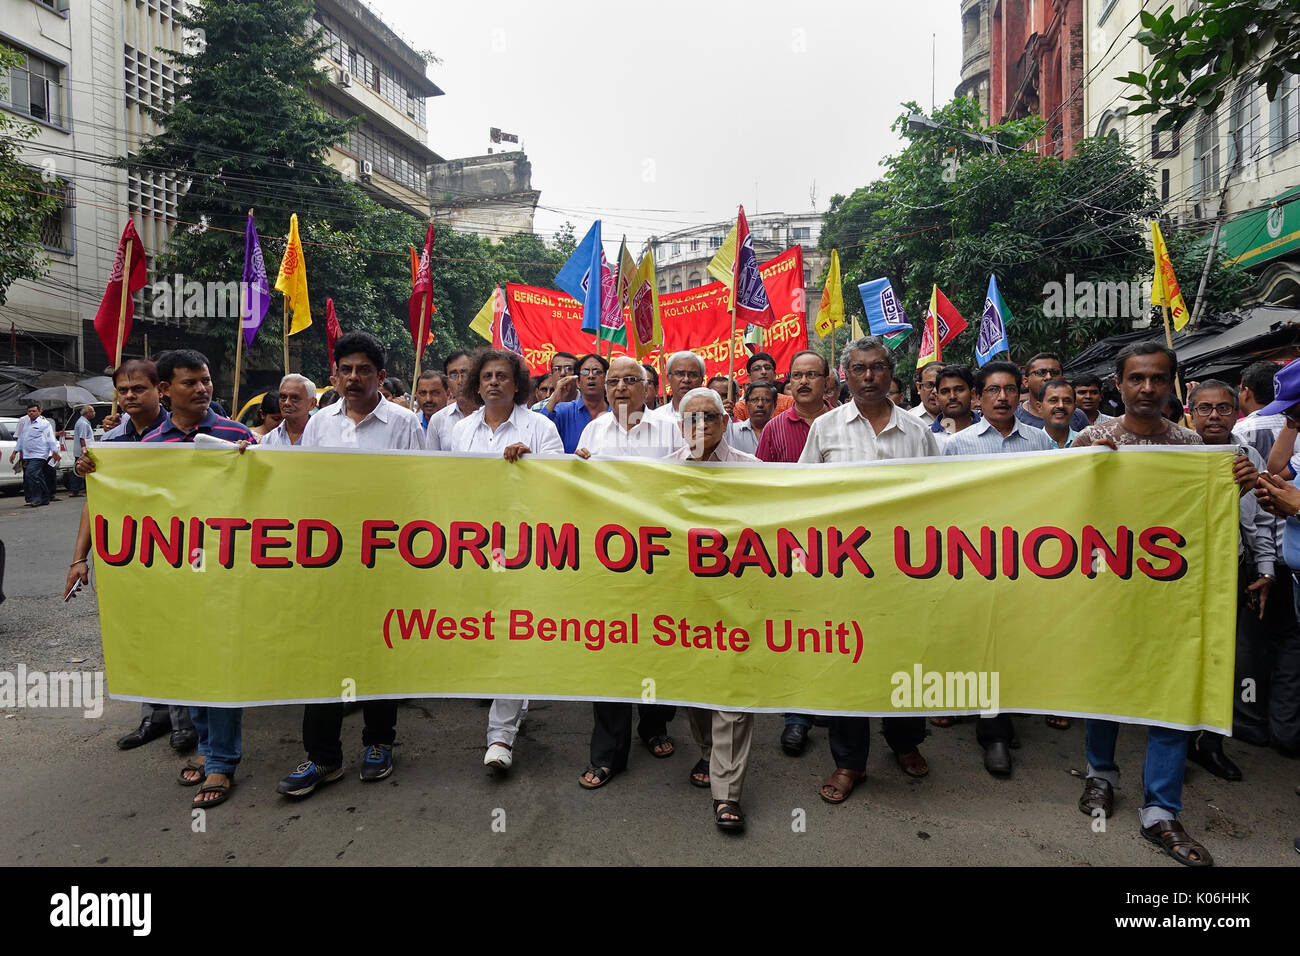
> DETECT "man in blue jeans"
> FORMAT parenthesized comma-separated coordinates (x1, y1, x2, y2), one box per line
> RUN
(1072, 342, 1257, 867)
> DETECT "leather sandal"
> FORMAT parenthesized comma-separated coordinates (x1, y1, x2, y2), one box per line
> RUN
(177, 759, 205, 787)
(192, 773, 234, 809)
(689, 758, 710, 788)
(895, 749, 929, 777)
(1141, 819, 1214, 867)
(819, 768, 863, 804)
(1078, 777, 1114, 818)
(713, 799, 745, 832)
(579, 765, 617, 790)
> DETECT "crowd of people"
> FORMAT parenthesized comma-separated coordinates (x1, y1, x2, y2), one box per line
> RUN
(60, 329, 1300, 860)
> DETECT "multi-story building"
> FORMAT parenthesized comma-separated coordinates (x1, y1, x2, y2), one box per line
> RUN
(1085, 0, 1300, 308)
(956, 0, 992, 123)
(988, 0, 1086, 158)
(1, 0, 445, 374)
(645, 212, 827, 300)
(429, 150, 540, 241)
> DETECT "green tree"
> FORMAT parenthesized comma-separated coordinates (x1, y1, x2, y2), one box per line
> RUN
(820, 98, 1249, 370)
(1119, 1, 1300, 132)
(0, 46, 61, 306)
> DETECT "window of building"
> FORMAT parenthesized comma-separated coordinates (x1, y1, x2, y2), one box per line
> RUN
(671, 243, 680, 256)
(793, 226, 811, 241)
(658, 281, 667, 294)
(690, 239, 699, 252)
(2, 45, 65, 127)
(1270, 73, 1298, 152)
(671, 278, 682, 293)
(688, 273, 701, 288)
(37, 178, 72, 253)
(709, 236, 722, 248)
(1161, 167, 1170, 202)
(1193, 112, 1220, 197)
(1227, 82, 1262, 170)
(1150, 124, 1180, 159)
(803, 268, 812, 286)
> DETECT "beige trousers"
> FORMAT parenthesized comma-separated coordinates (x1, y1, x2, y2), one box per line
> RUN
(688, 708, 754, 802)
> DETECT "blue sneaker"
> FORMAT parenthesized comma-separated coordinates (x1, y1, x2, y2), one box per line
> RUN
(359, 744, 393, 782)
(276, 761, 343, 798)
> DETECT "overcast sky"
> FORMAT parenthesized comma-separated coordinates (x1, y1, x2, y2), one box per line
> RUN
(368, 0, 962, 248)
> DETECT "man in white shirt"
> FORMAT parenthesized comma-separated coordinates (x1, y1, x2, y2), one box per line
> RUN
(67, 405, 95, 497)
(800, 336, 940, 804)
(426, 350, 478, 451)
(10, 402, 60, 506)
(908, 361, 943, 426)
(645, 351, 706, 427)
(259, 374, 315, 447)
(575, 356, 682, 460)
(726, 380, 776, 456)
(277, 332, 422, 803)
(577, 356, 682, 793)
(449, 348, 562, 774)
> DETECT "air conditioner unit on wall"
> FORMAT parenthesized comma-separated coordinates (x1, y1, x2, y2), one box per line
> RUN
(339, 69, 351, 87)
(361, 160, 373, 179)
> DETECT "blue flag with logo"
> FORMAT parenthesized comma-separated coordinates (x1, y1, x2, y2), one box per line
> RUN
(554, 221, 603, 335)
(857, 278, 912, 337)
(976, 274, 1011, 367)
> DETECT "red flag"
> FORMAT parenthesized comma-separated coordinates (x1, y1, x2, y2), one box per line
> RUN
(933, 287, 967, 348)
(325, 298, 341, 369)
(408, 223, 437, 355)
(94, 220, 147, 363)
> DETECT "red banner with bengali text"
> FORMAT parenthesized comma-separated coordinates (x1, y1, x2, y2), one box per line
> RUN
(507, 247, 807, 383)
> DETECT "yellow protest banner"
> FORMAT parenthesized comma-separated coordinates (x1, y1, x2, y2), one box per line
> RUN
(89, 445, 1237, 730)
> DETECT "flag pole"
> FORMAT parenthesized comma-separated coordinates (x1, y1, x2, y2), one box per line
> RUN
(1159, 302, 1187, 422)
(282, 299, 290, 374)
(109, 240, 133, 416)
(413, 218, 433, 382)
(233, 207, 251, 418)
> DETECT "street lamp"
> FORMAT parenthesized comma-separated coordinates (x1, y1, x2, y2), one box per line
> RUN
(905, 113, 1002, 153)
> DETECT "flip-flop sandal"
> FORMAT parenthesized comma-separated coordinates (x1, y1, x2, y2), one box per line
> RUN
(713, 799, 745, 832)
(819, 768, 863, 805)
(177, 759, 205, 787)
(689, 758, 710, 788)
(579, 765, 617, 790)
(192, 776, 235, 809)
(644, 734, 675, 758)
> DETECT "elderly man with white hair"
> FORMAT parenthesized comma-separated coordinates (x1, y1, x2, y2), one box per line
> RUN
(575, 355, 682, 460)
(259, 374, 316, 446)
(645, 350, 706, 427)
(668, 386, 758, 831)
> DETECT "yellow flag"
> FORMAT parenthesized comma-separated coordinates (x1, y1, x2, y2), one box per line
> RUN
(851, 315, 865, 339)
(916, 285, 940, 368)
(469, 287, 496, 342)
(274, 213, 312, 334)
(814, 249, 844, 338)
(626, 252, 662, 359)
(1150, 221, 1190, 331)
(618, 237, 637, 309)
(706, 221, 739, 287)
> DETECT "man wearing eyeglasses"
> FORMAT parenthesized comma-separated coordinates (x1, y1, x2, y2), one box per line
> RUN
(1016, 352, 1091, 432)
(540, 353, 610, 453)
(1186, 380, 1281, 783)
(259, 374, 315, 446)
(800, 336, 940, 803)
(943, 361, 1054, 776)
(1074, 342, 1257, 868)
(907, 361, 944, 425)
(426, 350, 479, 451)
(646, 351, 707, 427)
(530, 352, 580, 411)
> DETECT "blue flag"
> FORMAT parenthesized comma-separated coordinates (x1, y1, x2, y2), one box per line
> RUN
(857, 278, 912, 337)
(976, 274, 1011, 367)
(554, 221, 603, 335)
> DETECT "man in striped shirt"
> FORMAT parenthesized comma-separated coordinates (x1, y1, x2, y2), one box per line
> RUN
(800, 336, 939, 803)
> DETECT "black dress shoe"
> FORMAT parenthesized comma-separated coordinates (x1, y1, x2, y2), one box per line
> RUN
(1188, 742, 1242, 781)
(116, 718, 169, 750)
(983, 740, 1012, 776)
(169, 728, 197, 753)
(780, 723, 810, 756)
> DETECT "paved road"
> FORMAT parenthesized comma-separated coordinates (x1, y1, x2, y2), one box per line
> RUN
(0, 493, 1296, 867)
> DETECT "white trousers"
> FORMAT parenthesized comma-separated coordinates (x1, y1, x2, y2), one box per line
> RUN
(487, 698, 529, 748)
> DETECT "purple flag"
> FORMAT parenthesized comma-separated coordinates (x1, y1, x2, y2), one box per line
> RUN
(241, 213, 271, 347)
